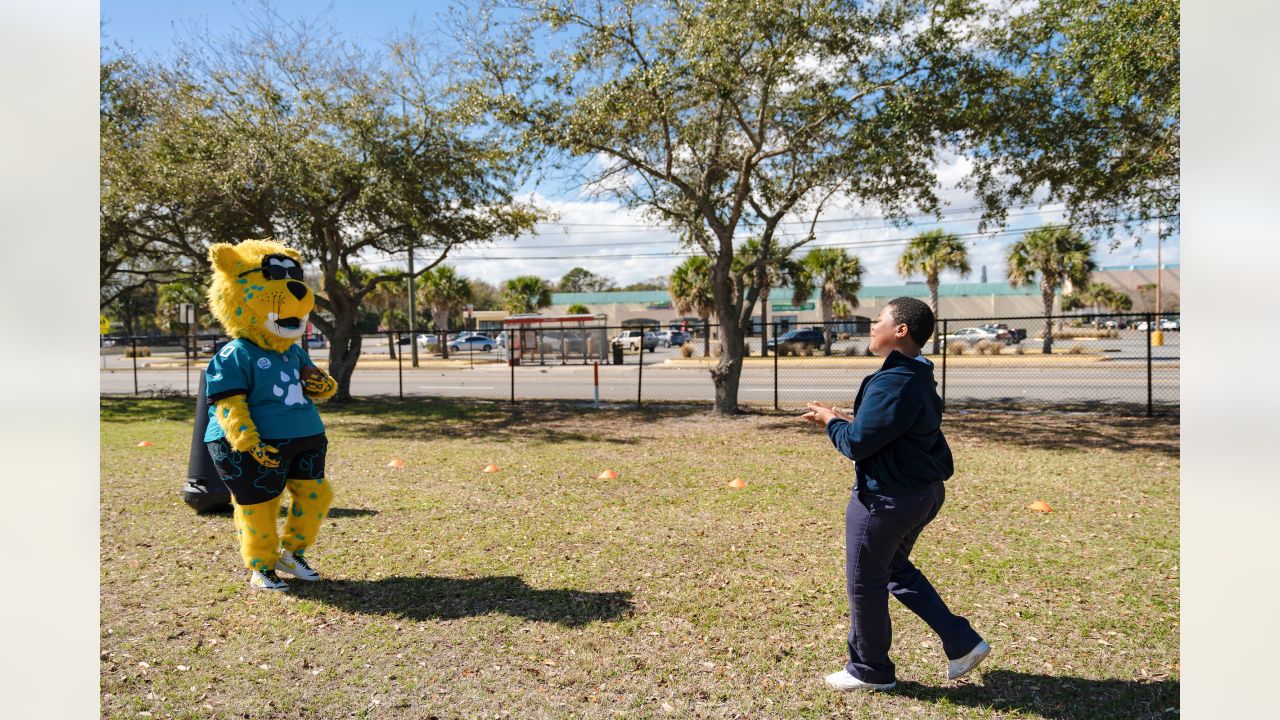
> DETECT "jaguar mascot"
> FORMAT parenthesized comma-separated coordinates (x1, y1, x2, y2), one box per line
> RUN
(202, 240, 338, 590)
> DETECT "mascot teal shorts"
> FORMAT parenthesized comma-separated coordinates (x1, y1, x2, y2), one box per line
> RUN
(206, 433, 328, 505)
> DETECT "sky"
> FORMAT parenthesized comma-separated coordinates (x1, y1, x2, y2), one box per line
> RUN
(101, 0, 1180, 289)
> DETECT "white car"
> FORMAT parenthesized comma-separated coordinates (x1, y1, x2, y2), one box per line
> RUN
(1159, 318, 1179, 331)
(939, 327, 1000, 344)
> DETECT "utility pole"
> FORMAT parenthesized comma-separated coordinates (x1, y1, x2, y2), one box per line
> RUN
(408, 240, 419, 367)
(1155, 217, 1162, 324)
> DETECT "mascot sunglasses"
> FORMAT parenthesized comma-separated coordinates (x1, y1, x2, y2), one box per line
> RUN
(238, 254, 305, 282)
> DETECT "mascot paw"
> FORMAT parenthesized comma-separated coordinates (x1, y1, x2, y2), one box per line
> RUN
(301, 367, 336, 397)
(248, 442, 281, 468)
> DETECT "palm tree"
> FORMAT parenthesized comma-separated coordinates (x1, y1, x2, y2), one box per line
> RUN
(794, 248, 864, 355)
(420, 265, 473, 359)
(1062, 280, 1133, 317)
(668, 255, 716, 356)
(733, 238, 806, 354)
(897, 229, 971, 354)
(1006, 225, 1097, 353)
(502, 275, 553, 314)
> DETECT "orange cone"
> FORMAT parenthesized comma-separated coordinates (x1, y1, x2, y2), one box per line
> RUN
(1027, 499, 1053, 512)
(597, 469, 618, 480)
(387, 458, 406, 469)
(137, 441, 153, 447)
(483, 464, 501, 473)
(727, 478, 747, 489)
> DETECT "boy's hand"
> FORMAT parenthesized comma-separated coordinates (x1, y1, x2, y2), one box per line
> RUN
(802, 402, 852, 427)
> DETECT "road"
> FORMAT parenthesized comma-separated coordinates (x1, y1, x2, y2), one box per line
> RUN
(102, 353, 1179, 407)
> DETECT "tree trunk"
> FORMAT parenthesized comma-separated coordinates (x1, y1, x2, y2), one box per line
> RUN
(326, 326, 363, 402)
(710, 318, 745, 415)
(1041, 284, 1055, 354)
(929, 280, 941, 355)
(433, 308, 449, 359)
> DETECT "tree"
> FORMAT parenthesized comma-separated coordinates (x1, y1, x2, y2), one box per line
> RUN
(468, 278, 504, 311)
(618, 277, 670, 292)
(502, 275, 553, 314)
(1006, 225, 1098, 353)
(897, 229, 971, 353)
(102, 11, 541, 400)
(476, 0, 982, 413)
(567, 304, 590, 314)
(1062, 280, 1133, 315)
(966, 0, 1179, 244)
(557, 267, 615, 293)
(733, 237, 806, 353)
(793, 248, 864, 355)
(668, 256, 716, 355)
(420, 265, 473, 358)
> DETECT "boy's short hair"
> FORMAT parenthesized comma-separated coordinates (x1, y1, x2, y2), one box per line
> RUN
(887, 297, 934, 346)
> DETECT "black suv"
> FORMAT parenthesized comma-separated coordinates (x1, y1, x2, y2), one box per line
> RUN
(767, 328, 826, 350)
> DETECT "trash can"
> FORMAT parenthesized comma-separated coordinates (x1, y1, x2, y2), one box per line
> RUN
(183, 371, 232, 514)
(612, 341, 624, 365)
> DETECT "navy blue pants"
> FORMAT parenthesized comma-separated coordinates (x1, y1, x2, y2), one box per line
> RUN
(844, 481, 982, 684)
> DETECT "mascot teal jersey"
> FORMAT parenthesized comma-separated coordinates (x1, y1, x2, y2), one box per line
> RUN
(203, 338, 325, 442)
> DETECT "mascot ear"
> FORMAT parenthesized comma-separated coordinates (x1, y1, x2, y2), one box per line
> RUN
(209, 243, 242, 275)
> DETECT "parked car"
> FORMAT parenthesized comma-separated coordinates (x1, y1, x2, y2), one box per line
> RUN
(611, 329, 659, 351)
(416, 333, 439, 348)
(978, 323, 1021, 344)
(1100, 317, 1129, 330)
(655, 330, 692, 348)
(304, 334, 327, 349)
(940, 327, 1000, 345)
(447, 334, 496, 352)
(766, 328, 826, 350)
(1159, 317, 1180, 331)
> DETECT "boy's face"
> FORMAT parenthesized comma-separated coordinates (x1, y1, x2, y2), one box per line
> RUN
(869, 305, 909, 357)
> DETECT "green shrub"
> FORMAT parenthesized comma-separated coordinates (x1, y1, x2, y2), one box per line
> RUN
(124, 346, 151, 358)
(679, 343, 695, 358)
(946, 340, 969, 356)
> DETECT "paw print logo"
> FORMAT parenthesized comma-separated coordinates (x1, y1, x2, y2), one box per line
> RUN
(273, 369, 308, 405)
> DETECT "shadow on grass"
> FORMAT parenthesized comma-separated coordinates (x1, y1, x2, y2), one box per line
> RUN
(198, 506, 381, 519)
(941, 400, 1179, 458)
(895, 670, 1178, 720)
(296, 574, 633, 626)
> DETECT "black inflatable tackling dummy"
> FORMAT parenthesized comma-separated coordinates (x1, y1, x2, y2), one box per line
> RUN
(183, 371, 232, 513)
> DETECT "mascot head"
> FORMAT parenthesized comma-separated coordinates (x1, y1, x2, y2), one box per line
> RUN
(207, 240, 314, 353)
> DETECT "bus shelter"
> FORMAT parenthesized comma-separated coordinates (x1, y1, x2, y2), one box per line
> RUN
(502, 313, 610, 366)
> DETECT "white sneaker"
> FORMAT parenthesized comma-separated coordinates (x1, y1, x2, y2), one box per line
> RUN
(275, 550, 320, 581)
(948, 640, 991, 680)
(250, 569, 288, 591)
(824, 669, 896, 692)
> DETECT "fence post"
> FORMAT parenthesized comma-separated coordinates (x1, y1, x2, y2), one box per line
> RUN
(637, 335, 644, 407)
(394, 331, 403, 399)
(132, 337, 139, 396)
(704, 319, 710, 357)
(1146, 313, 1153, 417)
(773, 321, 779, 411)
(940, 318, 948, 410)
(510, 351, 516, 405)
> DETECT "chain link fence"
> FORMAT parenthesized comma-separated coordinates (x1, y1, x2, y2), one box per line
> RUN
(100, 312, 1179, 415)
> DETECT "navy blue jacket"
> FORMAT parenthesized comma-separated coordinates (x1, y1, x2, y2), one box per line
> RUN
(825, 350, 954, 494)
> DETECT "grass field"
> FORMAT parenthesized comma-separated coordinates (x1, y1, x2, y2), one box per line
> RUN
(101, 397, 1179, 719)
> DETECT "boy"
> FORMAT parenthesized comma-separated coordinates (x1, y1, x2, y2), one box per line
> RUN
(801, 297, 990, 691)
